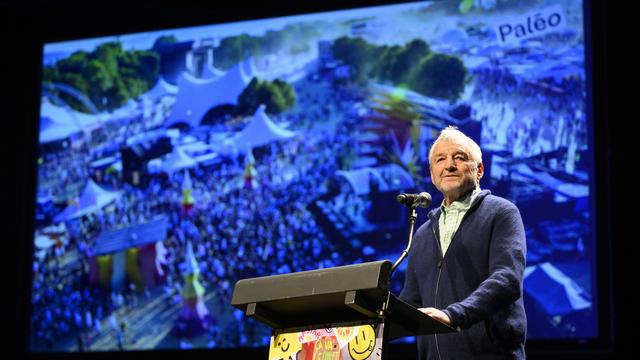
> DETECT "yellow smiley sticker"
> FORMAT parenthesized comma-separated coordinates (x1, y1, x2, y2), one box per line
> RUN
(348, 325, 376, 360)
(270, 332, 302, 360)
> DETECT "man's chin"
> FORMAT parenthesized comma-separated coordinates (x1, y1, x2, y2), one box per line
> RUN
(440, 184, 460, 193)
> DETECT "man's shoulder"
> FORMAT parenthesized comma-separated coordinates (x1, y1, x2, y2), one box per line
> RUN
(480, 192, 519, 212)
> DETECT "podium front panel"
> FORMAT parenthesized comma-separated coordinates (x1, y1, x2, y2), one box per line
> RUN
(269, 323, 384, 360)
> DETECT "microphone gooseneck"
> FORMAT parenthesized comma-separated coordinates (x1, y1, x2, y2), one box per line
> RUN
(391, 191, 432, 273)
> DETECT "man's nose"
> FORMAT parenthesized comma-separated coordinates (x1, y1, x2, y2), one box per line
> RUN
(445, 158, 457, 170)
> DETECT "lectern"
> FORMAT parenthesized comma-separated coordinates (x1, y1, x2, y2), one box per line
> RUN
(231, 260, 456, 359)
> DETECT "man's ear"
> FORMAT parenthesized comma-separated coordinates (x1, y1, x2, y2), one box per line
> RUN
(477, 162, 484, 180)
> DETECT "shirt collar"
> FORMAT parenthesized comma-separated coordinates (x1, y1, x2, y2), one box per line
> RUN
(440, 186, 482, 212)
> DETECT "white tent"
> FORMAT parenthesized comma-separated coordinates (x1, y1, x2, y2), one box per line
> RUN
(162, 146, 198, 174)
(226, 104, 295, 150)
(335, 163, 415, 196)
(109, 100, 141, 124)
(336, 167, 385, 196)
(524, 262, 591, 316)
(165, 57, 257, 128)
(40, 102, 106, 143)
(53, 179, 120, 222)
(34, 223, 68, 250)
(141, 77, 178, 102)
(39, 115, 79, 143)
(514, 164, 588, 199)
(201, 62, 224, 80)
(34, 234, 56, 250)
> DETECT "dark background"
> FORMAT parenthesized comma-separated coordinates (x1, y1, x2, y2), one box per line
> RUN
(1, 1, 623, 359)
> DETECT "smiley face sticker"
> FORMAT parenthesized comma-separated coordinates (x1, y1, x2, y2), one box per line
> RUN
(270, 332, 302, 360)
(348, 325, 376, 360)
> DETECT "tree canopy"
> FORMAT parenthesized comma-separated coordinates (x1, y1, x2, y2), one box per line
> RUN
(235, 77, 296, 116)
(213, 23, 319, 69)
(331, 36, 467, 101)
(43, 41, 159, 112)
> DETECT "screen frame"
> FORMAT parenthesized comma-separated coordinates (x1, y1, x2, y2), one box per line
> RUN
(4, 0, 616, 359)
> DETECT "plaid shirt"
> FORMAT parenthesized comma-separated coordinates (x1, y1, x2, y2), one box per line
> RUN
(438, 187, 481, 256)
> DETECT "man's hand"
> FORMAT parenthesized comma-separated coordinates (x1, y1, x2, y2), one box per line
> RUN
(419, 307, 451, 325)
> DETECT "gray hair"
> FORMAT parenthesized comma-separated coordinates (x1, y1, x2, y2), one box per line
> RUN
(428, 126, 482, 166)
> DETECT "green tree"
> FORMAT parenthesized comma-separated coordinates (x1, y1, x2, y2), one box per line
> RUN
(273, 79, 296, 109)
(235, 77, 296, 116)
(213, 23, 318, 69)
(411, 53, 467, 101)
(389, 39, 430, 85)
(43, 41, 159, 112)
(332, 36, 376, 84)
(371, 45, 402, 80)
(263, 30, 285, 53)
(214, 35, 261, 69)
(151, 35, 178, 52)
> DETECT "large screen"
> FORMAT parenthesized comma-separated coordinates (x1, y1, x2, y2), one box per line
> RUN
(31, 0, 597, 353)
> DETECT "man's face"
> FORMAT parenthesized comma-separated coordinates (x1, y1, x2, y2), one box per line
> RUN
(429, 140, 483, 203)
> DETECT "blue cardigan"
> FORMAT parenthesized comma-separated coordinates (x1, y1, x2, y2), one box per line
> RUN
(400, 190, 527, 360)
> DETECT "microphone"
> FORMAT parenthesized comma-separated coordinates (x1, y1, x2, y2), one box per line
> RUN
(396, 192, 432, 208)
(391, 192, 432, 273)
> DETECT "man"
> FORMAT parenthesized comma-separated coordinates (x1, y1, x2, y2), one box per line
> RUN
(400, 126, 527, 359)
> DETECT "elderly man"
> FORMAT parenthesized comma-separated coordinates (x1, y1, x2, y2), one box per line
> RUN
(400, 126, 527, 359)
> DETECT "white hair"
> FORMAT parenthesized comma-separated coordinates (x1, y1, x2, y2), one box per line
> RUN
(428, 126, 482, 166)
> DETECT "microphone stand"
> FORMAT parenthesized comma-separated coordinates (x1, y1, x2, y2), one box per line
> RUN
(391, 205, 418, 273)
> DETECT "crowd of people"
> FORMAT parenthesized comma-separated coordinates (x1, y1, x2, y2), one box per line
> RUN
(30, 85, 370, 350)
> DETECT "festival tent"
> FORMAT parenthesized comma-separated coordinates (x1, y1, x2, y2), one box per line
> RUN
(161, 146, 198, 174)
(53, 179, 120, 222)
(90, 156, 123, 182)
(39, 115, 80, 143)
(175, 140, 220, 166)
(141, 77, 179, 102)
(34, 223, 68, 260)
(535, 63, 584, 84)
(513, 163, 588, 199)
(108, 99, 142, 124)
(201, 62, 224, 80)
(335, 163, 415, 196)
(336, 167, 385, 196)
(40, 102, 105, 143)
(34, 234, 56, 250)
(501, 57, 584, 85)
(225, 104, 295, 151)
(436, 27, 469, 52)
(165, 57, 257, 128)
(524, 262, 591, 316)
(40, 102, 97, 143)
(34, 223, 68, 249)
